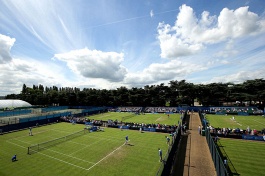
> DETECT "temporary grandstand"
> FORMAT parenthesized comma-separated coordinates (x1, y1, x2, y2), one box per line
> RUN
(0, 99, 32, 109)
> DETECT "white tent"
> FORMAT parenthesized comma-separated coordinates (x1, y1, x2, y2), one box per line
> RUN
(0, 99, 32, 109)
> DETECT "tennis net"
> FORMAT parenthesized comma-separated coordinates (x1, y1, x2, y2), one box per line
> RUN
(28, 129, 86, 155)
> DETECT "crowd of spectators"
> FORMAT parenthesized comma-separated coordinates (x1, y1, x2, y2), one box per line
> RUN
(208, 125, 264, 136)
(60, 116, 103, 126)
(209, 107, 263, 114)
(143, 107, 178, 113)
(121, 121, 178, 132)
(60, 114, 178, 133)
(109, 106, 183, 114)
(116, 107, 142, 112)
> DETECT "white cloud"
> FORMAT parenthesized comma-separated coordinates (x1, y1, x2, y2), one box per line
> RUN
(124, 59, 206, 86)
(1, 0, 83, 53)
(157, 4, 265, 59)
(0, 34, 16, 64)
(0, 57, 69, 95)
(215, 40, 238, 58)
(150, 10, 154, 18)
(208, 69, 265, 84)
(53, 48, 127, 82)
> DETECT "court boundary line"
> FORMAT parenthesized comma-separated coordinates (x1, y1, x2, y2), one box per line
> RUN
(9, 129, 50, 140)
(85, 141, 127, 171)
(7, 140, 89, 170)
(11, 138, 96, 164)
(252, 119, 265, 125)
(68, 139, 104, 156)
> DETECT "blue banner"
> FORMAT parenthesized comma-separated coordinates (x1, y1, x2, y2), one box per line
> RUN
(242, 135, 265, 141)
(143, 127, 156, 132)
(118, 125, 130, 129)
(85, 122, 93, 125)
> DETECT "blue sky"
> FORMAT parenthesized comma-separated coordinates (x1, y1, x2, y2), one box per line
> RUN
(0, 0, 265, 96)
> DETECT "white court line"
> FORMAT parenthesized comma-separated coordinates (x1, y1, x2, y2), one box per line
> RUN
(50, 128, 72, 134)
(10, 129, 50, 140)
(155, 117, 163, 122)
(86, 141, 126, 171)
(68, 140, 89, 147)
(253, 119, 265, 125)
(68, 139, 104, 156)
(12, 138, 96, 164)
(12, 138, 31, 144)
(7, 140, 90, 170)
(68, 137, 122, 155)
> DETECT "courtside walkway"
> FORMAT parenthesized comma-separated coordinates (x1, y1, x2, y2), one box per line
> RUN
(182, 112, 216, 176)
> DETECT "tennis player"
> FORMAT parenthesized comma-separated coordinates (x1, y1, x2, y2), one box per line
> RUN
(29, 127, 32, 136)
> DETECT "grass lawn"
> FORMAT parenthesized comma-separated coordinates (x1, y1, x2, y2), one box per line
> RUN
(205, 114, 265, 130)
(0, 122, 171, 176)
(87, 112, 181, 125)
(218, 138, 265, 176)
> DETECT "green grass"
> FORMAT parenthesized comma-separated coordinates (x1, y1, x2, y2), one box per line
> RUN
(0, 122, 171, 176)
(88, 112, 181, 125)
(218, 138, 265, 176)
(205, 114, 265, 130)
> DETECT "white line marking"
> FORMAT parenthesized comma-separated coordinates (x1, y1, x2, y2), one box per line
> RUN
(86, 142, 125, 171)
(7, 140, 90, 170)
(12, 138, 95, 164)
(12, 138, 31, 144)
(9, 129, 50, 140)
(253, 119, 265, 125)
(155, 117, 163, 122)
(68, 139, 104, 156)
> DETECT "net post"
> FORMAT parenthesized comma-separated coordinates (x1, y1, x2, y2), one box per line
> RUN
(38, 144, 39, 151)
(28, 147, 30, 155)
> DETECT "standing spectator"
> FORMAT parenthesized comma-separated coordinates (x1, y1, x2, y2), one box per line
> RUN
(29, 127, 33, 136)
(158, 148, 162, 162)
(224, 157, 228, 169)
(166, 136, 170, 146)
(214, 135, 219, 143)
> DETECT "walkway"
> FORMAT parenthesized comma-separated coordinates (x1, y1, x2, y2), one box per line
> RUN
(172, 112, 216, 176)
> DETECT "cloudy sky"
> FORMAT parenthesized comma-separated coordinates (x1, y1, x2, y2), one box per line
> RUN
(1, 0, 265, 96)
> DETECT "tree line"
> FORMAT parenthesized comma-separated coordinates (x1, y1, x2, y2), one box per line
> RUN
(5, 79, 265, 108)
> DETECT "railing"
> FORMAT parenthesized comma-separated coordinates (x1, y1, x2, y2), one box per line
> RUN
(156, 111, 186, 176)
(199, 111, 239, 176)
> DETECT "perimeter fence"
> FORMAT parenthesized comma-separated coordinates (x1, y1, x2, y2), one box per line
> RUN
(199, 111, 239, 176)
(156, 111, 187, 176)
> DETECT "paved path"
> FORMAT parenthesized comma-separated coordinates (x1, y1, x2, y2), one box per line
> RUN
(172, 112, 216, 176)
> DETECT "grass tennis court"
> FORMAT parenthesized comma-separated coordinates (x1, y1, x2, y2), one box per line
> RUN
(205, 114, 265, 130)
(1, 122, 171, 176)
(218, 138, 265, 176)
(206, 113, 265, 175)
(87, 112, 181, 125)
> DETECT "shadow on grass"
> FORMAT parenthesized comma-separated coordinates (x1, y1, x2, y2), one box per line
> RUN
(170, 115, 190, 176)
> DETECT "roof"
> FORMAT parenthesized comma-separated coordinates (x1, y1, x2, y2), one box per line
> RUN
(0, 99, 32, 109)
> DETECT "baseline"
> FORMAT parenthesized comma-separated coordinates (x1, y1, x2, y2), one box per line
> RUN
(7, 140, 91, 170)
